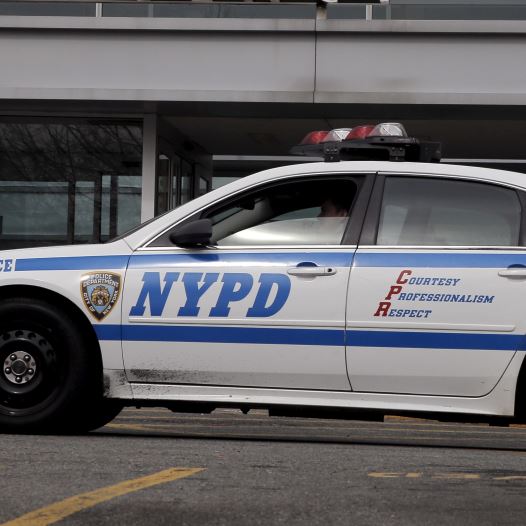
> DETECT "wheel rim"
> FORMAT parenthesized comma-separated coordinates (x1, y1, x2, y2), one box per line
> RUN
(0, 328, 64, 416)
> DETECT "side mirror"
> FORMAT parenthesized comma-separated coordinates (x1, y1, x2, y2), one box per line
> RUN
(169, 218, 213, 247)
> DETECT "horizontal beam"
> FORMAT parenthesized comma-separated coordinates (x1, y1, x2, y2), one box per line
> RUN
(4, 16, 526, 34)
(1, 16, 526, 107)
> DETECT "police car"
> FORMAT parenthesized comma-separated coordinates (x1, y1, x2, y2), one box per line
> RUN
(2, 122, 526, 433)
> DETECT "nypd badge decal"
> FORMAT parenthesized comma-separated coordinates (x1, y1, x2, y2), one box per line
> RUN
(81, 272, 121, 321)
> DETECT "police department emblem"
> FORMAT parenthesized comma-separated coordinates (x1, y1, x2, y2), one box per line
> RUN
(80, 272, 121, 321)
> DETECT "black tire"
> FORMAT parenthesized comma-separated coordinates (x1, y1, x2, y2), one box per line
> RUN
(0, 296, 110, 433)
(80, 399, 123, 432)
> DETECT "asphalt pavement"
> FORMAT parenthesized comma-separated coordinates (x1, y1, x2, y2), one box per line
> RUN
(1, 408, 525, 525)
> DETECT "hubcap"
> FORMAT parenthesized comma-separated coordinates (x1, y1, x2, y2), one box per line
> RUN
(3, 351, 37, 385)
(0, 328, 61, 415)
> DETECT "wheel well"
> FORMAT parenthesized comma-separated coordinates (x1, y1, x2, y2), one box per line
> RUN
(0, 285, 104, 390)
(515, 354, 526, 420)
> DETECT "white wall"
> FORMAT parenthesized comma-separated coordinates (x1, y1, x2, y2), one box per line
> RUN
(2, 17, 526, 106)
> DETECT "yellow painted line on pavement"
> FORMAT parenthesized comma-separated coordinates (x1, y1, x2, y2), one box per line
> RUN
(118, 411, 526, 432)
(369, 472, 482, 480)
(105, 421, 512, 443)
(369, 472, 526, 481)
(116, 412, 526, 433)
(432, 473, 480, 480)
(107, 421, 526, 440)
(368, 472, 406, 478)
(369, 472, 422, 479)
(0, 467, 204, 526)
(106, 422, 156, 432)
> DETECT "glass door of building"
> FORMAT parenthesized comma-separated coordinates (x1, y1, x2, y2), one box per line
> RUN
(156, 151, 197, 216)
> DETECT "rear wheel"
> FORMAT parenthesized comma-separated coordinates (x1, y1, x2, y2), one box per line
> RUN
(0, 297, 112, 433)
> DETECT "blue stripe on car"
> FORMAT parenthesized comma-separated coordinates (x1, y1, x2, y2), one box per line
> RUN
(12, 251, 526, 272)
(347, 330, 526, 351)
(15, 255, 130, 271)
(94, 324, 526, 351)
(95, 324, 345, 346)
(354, 252, 526, 268)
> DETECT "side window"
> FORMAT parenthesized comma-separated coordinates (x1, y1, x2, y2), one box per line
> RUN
(203, 177, 360, 246)
(377, 177, 521, 246)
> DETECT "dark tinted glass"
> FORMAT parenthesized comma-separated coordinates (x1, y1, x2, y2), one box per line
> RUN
(378, 177, 521, 246)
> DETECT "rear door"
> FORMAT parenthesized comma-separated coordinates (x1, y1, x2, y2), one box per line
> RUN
(346, 173, 526, 396)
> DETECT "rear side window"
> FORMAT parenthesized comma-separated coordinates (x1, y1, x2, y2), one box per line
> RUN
(377, 177, 521, 246)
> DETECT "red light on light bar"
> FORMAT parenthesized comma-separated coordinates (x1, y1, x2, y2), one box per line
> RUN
(300, 131, 329, 145)
(291, 122, 439, 163)
(346, 125, 375, 140)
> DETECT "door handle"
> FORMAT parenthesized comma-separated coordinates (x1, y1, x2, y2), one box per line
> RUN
(287, 263, 337, 277)
(498, 266, 526, 278)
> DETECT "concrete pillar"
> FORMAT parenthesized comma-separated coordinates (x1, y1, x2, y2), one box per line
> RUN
(141, 114, 157, 222)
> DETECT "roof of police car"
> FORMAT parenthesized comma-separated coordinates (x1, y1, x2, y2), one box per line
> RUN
(124, 160, 526, 249)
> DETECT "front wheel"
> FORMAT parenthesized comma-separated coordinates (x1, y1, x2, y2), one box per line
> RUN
(0, 297, 104, 433)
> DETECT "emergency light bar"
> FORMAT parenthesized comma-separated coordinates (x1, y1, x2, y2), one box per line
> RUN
(291, 122, 442, 163)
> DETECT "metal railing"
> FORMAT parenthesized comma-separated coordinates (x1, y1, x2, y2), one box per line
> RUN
(1, 1, 526, 21)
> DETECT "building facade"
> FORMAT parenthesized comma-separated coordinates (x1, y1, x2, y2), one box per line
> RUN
(2, 0, 526, 249)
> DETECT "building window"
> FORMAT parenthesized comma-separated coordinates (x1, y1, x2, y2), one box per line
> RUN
(180, 159, 194, 205)
(0, 119, 142, 249)
(156, 153, 171, 215)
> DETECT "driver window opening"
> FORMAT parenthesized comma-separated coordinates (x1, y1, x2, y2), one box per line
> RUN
(203, 178, 359, 246)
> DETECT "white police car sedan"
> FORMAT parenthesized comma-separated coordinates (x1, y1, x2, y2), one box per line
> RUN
(1, 123, 526, 433)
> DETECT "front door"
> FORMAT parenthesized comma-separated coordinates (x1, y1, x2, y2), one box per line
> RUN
(122, 174, 371, 390)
